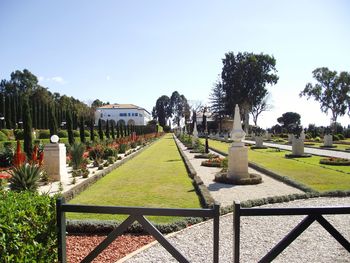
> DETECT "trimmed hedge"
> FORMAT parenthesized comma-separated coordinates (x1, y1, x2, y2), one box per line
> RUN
(0, 191, 57, 262)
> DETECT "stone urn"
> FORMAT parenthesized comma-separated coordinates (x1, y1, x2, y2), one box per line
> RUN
(292, 137, 304, 156)
(323, 134, 333, 147)
(255, 136, 264, 148)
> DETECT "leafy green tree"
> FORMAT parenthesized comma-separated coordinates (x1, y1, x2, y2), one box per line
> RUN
(251, 94, 272, 126)
(170, 91, 190, 127)
(277, 112, 301, 132)
(300, 67, 350, 126)
(221, 52, 278, 130)
(209, 79, 226, 131)
(66, 110, 75, 145)
(22, 96, 33, 158)
(153, 95, 171, 127)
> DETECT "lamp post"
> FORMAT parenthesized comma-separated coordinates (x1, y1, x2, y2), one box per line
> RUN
(203, 107, 209, 153)
(0, 116, 4, 130)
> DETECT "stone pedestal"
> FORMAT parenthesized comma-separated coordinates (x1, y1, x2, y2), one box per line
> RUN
(224, 133, 228, 142)
(43, 143, 68, 182)
(266, 132, 271, 140)
(288, 134, 294, 143)
(292, 138, 304, 156)
(324, 134, 333, 147)
(227, 146, 249, 179)
(255, 136, 264, 148)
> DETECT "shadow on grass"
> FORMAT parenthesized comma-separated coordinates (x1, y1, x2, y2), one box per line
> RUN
(166, 159, 182, 162)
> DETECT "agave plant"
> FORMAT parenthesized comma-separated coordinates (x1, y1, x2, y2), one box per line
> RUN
(70, 143, 86, 170)
(9, 164, 42, 192)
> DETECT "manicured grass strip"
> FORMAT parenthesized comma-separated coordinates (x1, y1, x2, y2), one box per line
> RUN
(68, 134, 201, 223)
(205, 139, 350, 192)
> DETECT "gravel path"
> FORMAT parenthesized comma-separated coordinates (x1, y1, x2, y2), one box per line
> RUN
(244, 139, 350, 159)
(124, 197, 350, 263)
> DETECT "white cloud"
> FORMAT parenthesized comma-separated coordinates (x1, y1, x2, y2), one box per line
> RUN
(38, 76, 66, 84)
(51, 76, 65, 84)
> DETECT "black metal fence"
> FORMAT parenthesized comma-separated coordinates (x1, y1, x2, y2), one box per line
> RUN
(56, 197, 220, 263)
(233, 201, 350, 263)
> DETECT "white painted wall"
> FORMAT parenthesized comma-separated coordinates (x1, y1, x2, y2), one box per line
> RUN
(95, 107, 151, 126)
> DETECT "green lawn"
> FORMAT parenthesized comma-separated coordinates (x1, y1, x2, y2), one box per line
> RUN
(68, 134, 201, 223)
(205, 139, 350, 192)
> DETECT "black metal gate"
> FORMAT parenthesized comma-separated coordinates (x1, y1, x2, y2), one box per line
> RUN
(56, 197, 220, 263)
(233, 201, 350, 263)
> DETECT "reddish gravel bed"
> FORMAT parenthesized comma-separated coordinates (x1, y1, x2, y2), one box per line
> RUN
(66, 234, 155, 263)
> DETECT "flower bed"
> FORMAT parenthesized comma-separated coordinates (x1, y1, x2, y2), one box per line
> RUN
(201, 157, 225, 167)
(319, 157, 350, 166)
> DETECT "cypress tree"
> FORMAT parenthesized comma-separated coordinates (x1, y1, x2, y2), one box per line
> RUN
(22, 96, 33, 159)
(90, 119, 95, 142)
(45, 103, 49, 129)
(0, 93, 5, 129)
(5, 95, 12, 129)
(98, 118, 104, 141)
(111, 121, 115, 140)
(105, 120, 110, 139)
(79, 116, 86, 143)
(12, 93, 17, 128)
(66, 110, 74, 145)
(116, 124, 120, 138)
(48, 103, 58, 138)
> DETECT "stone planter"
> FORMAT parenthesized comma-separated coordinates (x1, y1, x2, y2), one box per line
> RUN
(323, 134, 333, 147)
(288, 134, 294, 143)
(292, 137, 304, 156)
(227, 146, 249, 179)
(255, 136, 264, 148)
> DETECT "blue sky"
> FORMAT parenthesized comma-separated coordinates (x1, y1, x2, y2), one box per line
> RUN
(1, 0, 349, 128)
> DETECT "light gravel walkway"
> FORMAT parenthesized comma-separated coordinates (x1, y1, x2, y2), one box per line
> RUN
(245, 139, 350, 159)
(177, 139, 303, 207)
(124, 197, 350, 263)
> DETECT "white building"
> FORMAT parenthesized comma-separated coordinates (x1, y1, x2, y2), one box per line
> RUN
(95, 104, 151, 126)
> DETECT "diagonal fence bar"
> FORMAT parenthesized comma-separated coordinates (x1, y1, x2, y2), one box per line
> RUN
(56, 197, 220, 263)
(233, 201, 350, 263)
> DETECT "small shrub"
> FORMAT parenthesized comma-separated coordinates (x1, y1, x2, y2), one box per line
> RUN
(103, 147, 117, 159)
(117, 156, 122, 160)
(57, 130, 68, 138)
(71, 177, 77, 184)
(0, 130, 8, 141)
(70, 143, 86, 170)
(38, 129, 51, 139)
(0, 191, 57, 262)
(337, 133, 345, 140)
(333, 134, 340, 141)
(98, 164, 104, 170)
(107, 156, 115, 164)
(73, 130, 80, 137)
(0, 144, 14, 167)
(314, 136, 321, 142)
(9, 164, 42, 192)
(14, 129, 24, 140)
(130, 141, 137, 149)
(119, 143, 129, 154)
(84, 130, 90, 137)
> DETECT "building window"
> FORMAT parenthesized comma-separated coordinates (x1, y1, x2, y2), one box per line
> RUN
(135, 113, 138, 116)
(107, 114, 111, 117)
(119, 113, 127, 117)
(139, 114, 143, 117)
(101, 113, 103, 118)
(128, 113, 131, 116)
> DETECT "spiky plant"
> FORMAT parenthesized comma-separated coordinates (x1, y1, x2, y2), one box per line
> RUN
(70, 142, 86, 170)
(9, 164, 42, 192)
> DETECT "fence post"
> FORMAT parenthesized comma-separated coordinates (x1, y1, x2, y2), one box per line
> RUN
(213, 203, 220, 263)
(233, 201, 241, 263)
(57, 197, 67, 263)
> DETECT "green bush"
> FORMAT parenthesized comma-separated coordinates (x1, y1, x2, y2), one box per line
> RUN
(314, 136, 321, 142)
(0, 191, 57, 262)
(103, 147, 117, 159)
(38, 129, 51, 139)
(84, 130, 90, 137)
(73, 130, 80, 137)
(0, 131, 7, 141)
(57, 130, 68, 138)
(119, 143, 129, 154)
(0, 144, 14, 167)
(70, 143, 86, 170)
(333, 134, 340, 141)
(14, 129, 24, 140)
(337, 133, 345, 140)
(1, 129, 13, 139)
